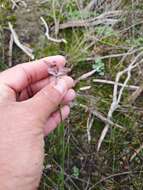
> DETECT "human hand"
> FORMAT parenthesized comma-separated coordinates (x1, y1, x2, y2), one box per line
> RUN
(0, 55, 75, 190)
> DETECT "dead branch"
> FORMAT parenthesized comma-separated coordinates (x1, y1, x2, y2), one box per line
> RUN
(93, 79, 139, 90)
(10, 0, 27, 9)
(130, 143, 143, 161)
(80, 86, 91, 91)
(90, 171, 143, 188)
(79, 47, 143, 62)
(97, 51, 143, 151)
(87, 113, 94, 143)
(8, 22, 34, 60)
(127, 83, 143, 104)
(84, 0, 122, 12)
(76, 103, 123, 129)
(10, 0, 18, 9)
(75, 69, 97, 84)
(58, 19, 118, 29)
(8, 34, 14, 67)
(40, 17, 67, 44)
(84, 0, 99, 11)
(55, 11, 122, 30)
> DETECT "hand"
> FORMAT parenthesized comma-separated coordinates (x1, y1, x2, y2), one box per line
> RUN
(0, 55, 75, 190)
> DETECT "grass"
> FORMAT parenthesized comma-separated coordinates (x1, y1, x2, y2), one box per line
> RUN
(1, 0, 143, 189)
(57, 122, 65, 190)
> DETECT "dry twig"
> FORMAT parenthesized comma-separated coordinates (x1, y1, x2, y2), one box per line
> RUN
(79, 47, 143, 62)
(97, 51, 143, 151)
(127, 83, 143, 104)
(10, 0, 27, 9)
(10, 0, 18, 9)
(56, 11, 122, 30)
(75, 69, 97, 84)
(40, 17, 67, 44)
(84, 0, 99, 11)
(93, 79, 139, 90)
(8, 34, 14, 67)
(8, 22, 34, 60)
(80, 86, 91, 91)
(84, 0, 122, 12)
(87, 113, 94, 143)
(76, 103, 123, 129)
(130, 143, 143, 161)
(89, 170, 143, 189)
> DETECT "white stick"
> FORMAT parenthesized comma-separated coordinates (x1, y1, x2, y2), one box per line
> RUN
(8, 22, 34, 60)
(40, 17, 67, 44)
(76, 69, 97, 83)
(8, 34, 14, 67)
(93, 79, 139, 90)
(97, 51, 143, 151)
(87, 113, 94, 143)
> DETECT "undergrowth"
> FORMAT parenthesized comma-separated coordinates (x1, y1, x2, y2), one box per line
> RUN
(1, 0, 143, 189)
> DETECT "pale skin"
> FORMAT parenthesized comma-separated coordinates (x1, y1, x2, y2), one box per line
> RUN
(0, 55, 76, 190)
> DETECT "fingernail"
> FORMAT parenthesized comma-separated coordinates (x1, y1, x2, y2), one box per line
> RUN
(54, 79, 66, 94)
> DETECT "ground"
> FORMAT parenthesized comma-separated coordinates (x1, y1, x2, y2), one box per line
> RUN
(1, 0, 143, 189)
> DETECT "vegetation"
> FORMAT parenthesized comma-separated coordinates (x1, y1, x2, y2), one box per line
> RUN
(1, 0, 143, 189)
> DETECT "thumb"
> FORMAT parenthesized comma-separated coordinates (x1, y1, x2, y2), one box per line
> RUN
(27, 76, 74, 120)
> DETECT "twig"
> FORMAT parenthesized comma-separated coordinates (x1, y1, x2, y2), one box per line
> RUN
(40, 17, 67, 44)
(97, 51, 143, 151)
(84, 0, 99, 11)
(130, 143, 143, 161)
(8, 33, 14, 67)
(80, 86, 91, 91)
(87, 113, 94, 143)
(58, 18, 118, 29)
(76, 0, 84, 9)
(78, 47, 143, 62)
(89, 170, 143, 189)
(84, 0, 122, 12)
(8, 22, 34, 60)
(56, 11, 122, 30)
(93, 79, 139, 90)
(75, 69, 97, 84)
(10, 0, 27, 9)
(127, 83, 143, 104)
(76, 103, 123, 129)
(10, 0, 18, 9)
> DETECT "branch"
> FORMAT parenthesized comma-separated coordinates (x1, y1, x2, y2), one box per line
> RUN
(10, 0, 27, 9)
(8, 34, 14, 67)
(79, 49, 143, 62)
(40, 17, 67, 44)
(77, 103, 123, 129)
(8, 22, 34, 60)
(87, 113, 94, 143)
(75, 69, 97, 84)
(97, 51, 143, 151)
(130, 143, 143, 161)
(55, 11, 122, 30)
(93, 79, 139, 90)
(84, 0, 99, 11)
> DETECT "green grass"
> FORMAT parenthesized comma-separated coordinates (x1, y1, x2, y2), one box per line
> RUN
(57, 122, 65, 190)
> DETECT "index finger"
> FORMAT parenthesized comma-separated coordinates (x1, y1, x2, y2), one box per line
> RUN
(0, 55, 66, 93)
